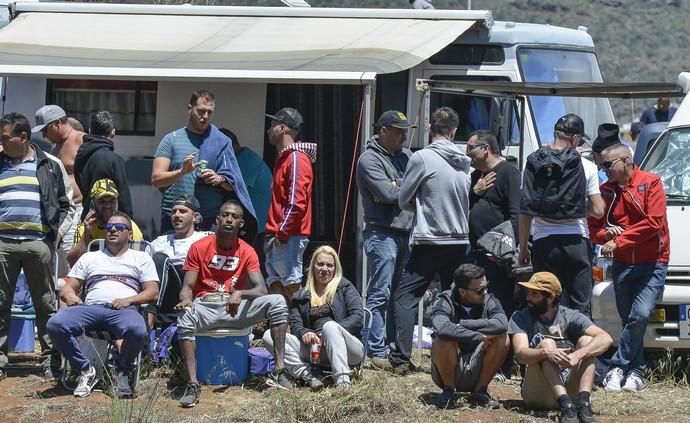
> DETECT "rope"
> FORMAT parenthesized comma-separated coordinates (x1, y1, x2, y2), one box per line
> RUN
(337, 96, 365, 256)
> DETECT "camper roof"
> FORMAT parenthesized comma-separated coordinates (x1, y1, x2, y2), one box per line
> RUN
(0, 2, 491, 84)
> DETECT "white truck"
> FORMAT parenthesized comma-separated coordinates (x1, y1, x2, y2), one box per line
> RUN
(591, 72, 690, 351)
(0, 2, 620, 282)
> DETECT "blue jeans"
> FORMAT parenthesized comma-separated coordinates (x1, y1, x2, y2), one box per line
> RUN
(610, 261, 667, 375)
(361, 228, 409, 358)
(47, 304, 147, 374)
(265, 235, 309, 287)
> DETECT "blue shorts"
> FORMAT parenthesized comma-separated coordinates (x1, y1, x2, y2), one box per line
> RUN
(265, 235, 309, 287)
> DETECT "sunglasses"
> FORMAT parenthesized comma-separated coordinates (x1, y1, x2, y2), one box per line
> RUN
(601, 157, 627, 170)
(466, 283, 489, 294)
(105, 223, 131, 232)
(466, 143, 488, 152)
(41, 120, 57, 136)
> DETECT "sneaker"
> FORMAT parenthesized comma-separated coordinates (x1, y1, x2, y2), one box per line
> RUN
(0, 368, 6, 381)
(73, 366, 99, 398)
(335, 381, 352, 391)
(370, 356, 393, 371)
(577, 401, 597, 423)
(622, 372, 645, 392)
(492, 372, 508, 384)
(603, 367, 624, 392)
(559, 404, 579, 423)
(115, 372, 133, 398)
(178, 383, 201, 408)
(268, 368, 294, 390)
(392, 361, 418, 376)
(468, 390, 500, 409)
(306, 376, 324, 392)
(433, 388, 455, 409)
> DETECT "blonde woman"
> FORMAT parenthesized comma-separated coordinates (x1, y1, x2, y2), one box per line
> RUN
(263, 246, 364, 390)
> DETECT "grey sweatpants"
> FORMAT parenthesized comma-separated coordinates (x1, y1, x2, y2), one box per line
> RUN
(177, 294, 288, 341)
(263, 320, 364, 385)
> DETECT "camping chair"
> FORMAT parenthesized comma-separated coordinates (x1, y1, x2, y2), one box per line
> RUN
(61, 239, 152, 394)
(146, 252, 185, 360)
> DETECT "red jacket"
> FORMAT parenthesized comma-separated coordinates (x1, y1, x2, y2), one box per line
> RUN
(265, 143, 317, 241)
(588, 166, 670, 264)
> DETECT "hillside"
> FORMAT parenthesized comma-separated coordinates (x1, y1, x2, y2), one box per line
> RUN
(221, 0, 690, 122)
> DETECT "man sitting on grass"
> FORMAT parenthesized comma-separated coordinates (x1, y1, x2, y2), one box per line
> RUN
(47, 212, 159, 398)
(430, 263, 509, 409)
(509, 272, 613, 423)
(175, 201, 292, 408)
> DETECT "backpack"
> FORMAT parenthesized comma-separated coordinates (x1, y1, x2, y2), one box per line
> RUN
(520, 147, 586, 220)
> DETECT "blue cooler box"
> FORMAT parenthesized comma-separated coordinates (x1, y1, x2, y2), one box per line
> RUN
(9, 309, 36, 353)
(196, 328, 250, 385)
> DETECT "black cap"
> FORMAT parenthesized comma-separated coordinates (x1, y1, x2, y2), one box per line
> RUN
(172, 194, 201, 213)
(554, 113, 590, 143)
(375, 110, 417, 130)
(592, 123, 621, 153)
(265, 107, 303, 130)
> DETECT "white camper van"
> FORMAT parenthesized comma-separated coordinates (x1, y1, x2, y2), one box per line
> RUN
(0, 2, 617, 280)
(591, 72, 690, 351)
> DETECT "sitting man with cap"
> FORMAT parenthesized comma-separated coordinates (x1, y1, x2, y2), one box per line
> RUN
(151, 195, 211, 267)
(68, 178, 144, 266)
(509, 272, 613, 423)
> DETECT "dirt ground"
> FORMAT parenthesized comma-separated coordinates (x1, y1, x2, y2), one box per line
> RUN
(1, 350, 689, 423)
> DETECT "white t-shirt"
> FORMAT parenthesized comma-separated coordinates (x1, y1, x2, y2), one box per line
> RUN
(150, 231, 211, 266)
(532, 158, 600, 241)
(68, 248, 160, 305)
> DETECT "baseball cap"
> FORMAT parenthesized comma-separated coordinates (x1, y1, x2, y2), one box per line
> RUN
(265, 107, 303, 130)
(554, 113, 590, 143)
(32, 105, 67, 133)
(518, 272, 562, 297)
(375, 110, 417, 130)
(592, 123, 621, 154)
(172, 194, 201, 213)
(90, 178, 119, 200)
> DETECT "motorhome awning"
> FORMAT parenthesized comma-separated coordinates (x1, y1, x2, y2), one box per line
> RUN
(0, 3, 490, 84)
(419, 79, 685, 98)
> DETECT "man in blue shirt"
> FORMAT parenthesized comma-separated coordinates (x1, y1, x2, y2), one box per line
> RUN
(639, 97, 677, 125)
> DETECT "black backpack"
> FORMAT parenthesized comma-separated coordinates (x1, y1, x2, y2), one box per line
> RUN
(520, 147, 587, 220)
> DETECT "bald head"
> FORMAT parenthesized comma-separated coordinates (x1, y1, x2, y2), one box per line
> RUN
(601, 143, 633, 184)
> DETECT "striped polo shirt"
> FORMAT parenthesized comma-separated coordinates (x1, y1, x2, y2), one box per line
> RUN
(0, 154, 48, 240)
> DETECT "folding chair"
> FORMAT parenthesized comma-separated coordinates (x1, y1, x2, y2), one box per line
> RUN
(150, 252, 184, 328)
(61, 239, 152, 394)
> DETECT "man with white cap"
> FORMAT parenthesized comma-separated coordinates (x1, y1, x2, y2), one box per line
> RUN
(33, 105, 87, 274)
(509, 272, 612, 423)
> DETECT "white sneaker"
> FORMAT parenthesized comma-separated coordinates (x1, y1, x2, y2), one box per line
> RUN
(622, 372, 645, 392)
(73, 366, 99, 398)
(603, 367, 625, 392)
(115, 372, 133, 398)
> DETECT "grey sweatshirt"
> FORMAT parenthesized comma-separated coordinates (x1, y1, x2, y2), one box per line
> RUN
(399, 139, 471, 245)
(356, 136, 414, 232)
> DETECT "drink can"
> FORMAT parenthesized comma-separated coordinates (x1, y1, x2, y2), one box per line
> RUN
(197, 160, 208, 171)
(310, 342, 320, 364)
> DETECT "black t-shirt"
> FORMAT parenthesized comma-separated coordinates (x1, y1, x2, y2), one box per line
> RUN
(508, 305, 592, 349)
(469, 160, 521, 247)
(309, 303, 334, 334)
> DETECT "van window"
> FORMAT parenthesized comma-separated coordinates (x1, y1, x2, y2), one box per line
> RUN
(429, 44, 504, 66)
(517, 48, 614, 145)
(428, 75, 519, 144)
(46, 80, 157, 136)
(641, 127, 690, 201)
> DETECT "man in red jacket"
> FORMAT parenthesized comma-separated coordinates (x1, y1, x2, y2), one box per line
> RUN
(264, 108, 317, 304)
(588, 143, 670, 393)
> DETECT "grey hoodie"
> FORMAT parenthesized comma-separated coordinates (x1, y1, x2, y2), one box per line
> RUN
(356, 136, 414, 232)
(399, 139, 472, 245)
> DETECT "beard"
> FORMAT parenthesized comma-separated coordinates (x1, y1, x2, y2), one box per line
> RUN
(527, 296, 550, 316)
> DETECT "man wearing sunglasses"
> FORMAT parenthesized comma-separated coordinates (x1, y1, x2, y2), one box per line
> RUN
(47, 212, 159, 398)
(588, 143, 669, 393)
(430, 264, 509, 409)
(68, 178, 144, 266)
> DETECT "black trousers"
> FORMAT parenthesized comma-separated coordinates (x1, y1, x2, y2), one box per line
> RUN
(389, 244, 468, 367)
(531, 234, 593, 316)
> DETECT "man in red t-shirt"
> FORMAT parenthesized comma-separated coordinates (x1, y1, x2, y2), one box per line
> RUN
(175, 201, 292, 408)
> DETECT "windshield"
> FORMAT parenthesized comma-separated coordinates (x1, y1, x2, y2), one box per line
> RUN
(518, 48, 615, 145)
(641, 127, 690, 200)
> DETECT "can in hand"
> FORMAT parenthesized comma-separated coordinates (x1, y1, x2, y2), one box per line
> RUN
(310, 342, 321, 364)
(197, 160, 208, 171)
